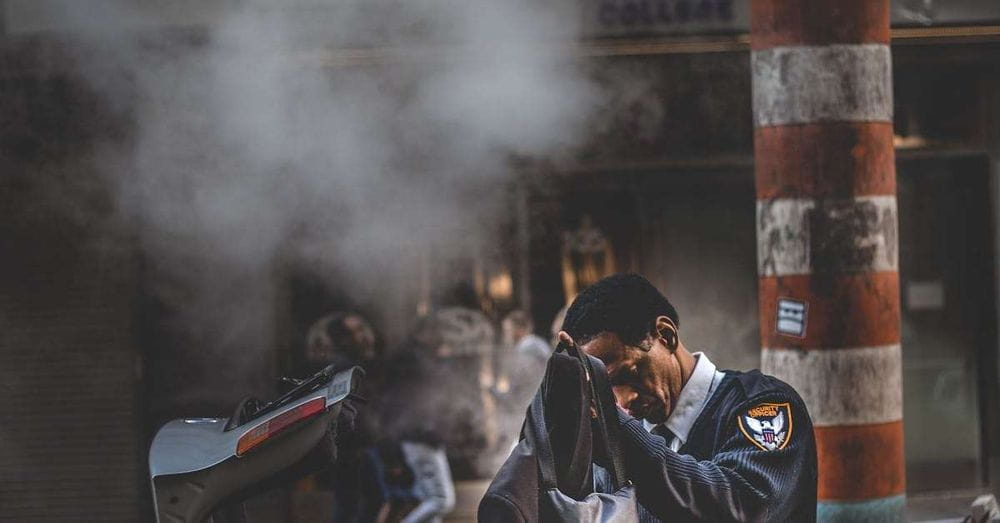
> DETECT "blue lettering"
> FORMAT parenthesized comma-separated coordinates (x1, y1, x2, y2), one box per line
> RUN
(598, 0, 735, 30)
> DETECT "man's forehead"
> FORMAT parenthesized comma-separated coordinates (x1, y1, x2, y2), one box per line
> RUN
(579, 332, 630, 363)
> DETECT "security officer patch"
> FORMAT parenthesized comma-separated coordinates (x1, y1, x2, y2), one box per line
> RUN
(738, 402, 792, 451)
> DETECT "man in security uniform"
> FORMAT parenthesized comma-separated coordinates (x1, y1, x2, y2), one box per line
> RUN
(559, 273, 817, 522)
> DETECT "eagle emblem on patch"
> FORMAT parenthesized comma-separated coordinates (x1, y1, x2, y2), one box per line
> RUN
(738, 402, 792, 451)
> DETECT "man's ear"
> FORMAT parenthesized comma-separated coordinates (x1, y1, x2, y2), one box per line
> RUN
(655, 316, 678, 352)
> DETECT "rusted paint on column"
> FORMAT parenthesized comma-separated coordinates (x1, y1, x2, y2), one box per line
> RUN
(751, 0, 890, 49)
(757, 196, 898, 277)
(762, 345, 903, 426)
(758, 273, 901, 350)
(754, 123, 896, 200)
(752, 45, 893, 127)
(814, 422, 906, 500)
(751, 0, 904, 520)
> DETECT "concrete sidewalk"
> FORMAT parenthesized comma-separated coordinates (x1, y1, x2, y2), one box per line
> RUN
(445, 480, 491, 522)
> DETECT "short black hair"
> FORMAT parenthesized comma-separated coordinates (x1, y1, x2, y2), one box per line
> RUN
(561, 273, 679, 347)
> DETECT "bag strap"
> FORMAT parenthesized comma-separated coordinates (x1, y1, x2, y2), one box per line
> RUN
(559, 342, 629, 490)
(587, 353, 629, 489)
(525, 387, 559, 490)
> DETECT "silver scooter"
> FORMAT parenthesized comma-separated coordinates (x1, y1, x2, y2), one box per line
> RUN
(148, 365, 363, 523)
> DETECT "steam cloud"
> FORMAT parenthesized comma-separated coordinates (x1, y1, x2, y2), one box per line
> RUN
(40, 0, 603, 396)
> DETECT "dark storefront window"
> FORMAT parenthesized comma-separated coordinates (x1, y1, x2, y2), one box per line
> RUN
(897, 155, 998, 491)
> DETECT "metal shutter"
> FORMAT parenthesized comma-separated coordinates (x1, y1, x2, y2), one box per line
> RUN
(0, 243, 142, 521)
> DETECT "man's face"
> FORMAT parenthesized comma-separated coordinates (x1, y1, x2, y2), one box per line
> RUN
(343, 315, 376, 361)
(580, 331, 683, 425)
(502, 319, 528, 346)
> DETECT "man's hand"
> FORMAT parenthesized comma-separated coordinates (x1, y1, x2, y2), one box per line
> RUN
(557, 330, 575, 348)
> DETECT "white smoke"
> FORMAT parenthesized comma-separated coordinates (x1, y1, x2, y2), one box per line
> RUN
(34, 0, 602, 391)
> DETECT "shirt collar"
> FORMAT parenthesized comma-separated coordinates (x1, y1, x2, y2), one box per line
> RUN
(661, 352, 719, 445)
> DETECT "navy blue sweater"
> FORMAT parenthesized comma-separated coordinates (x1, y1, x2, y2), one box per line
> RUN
(613, 370, 817, 522)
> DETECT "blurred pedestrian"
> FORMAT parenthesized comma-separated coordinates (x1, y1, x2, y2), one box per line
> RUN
(495, 310, 550, 446)
(365, 431, 455, 523)
(402, 284, 499, 479)
(298, 311, 385, 522)
(303, 311, 378, 374)
(503, 310, 550, 363)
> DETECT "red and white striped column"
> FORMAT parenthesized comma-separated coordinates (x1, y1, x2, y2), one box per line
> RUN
(751, 1, 904, 520)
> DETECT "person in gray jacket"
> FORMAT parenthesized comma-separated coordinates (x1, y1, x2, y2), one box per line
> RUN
(397, 436, 455, 523)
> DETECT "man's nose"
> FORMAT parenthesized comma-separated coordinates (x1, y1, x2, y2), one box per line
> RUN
(612, 385, 638, 408)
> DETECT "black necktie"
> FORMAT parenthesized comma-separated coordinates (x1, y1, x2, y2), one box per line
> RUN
(652, 425, 676, 447)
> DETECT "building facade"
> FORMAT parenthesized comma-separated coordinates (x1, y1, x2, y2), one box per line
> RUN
(1, 0, 999, 520)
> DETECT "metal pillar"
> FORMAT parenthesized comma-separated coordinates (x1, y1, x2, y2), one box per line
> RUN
(750, 1, 905, 520)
